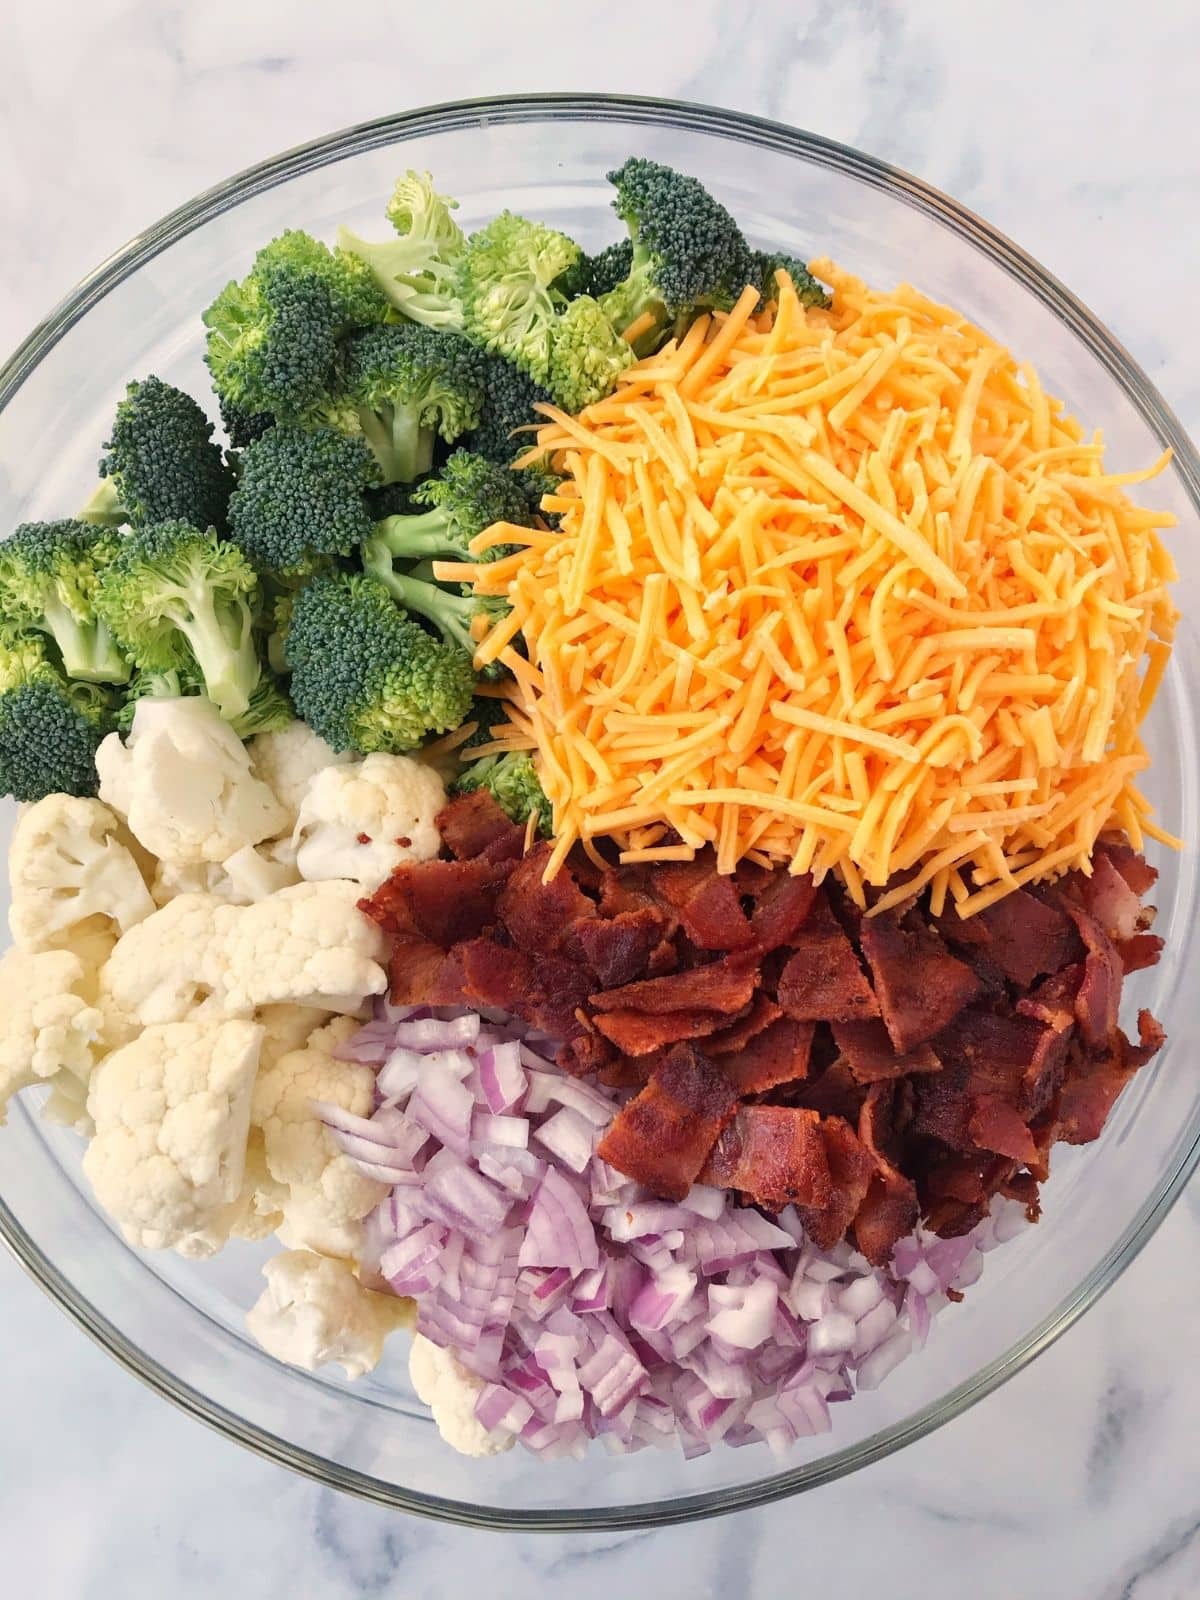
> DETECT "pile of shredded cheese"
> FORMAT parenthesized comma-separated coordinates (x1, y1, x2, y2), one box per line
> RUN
(448, 263, 1179, 916)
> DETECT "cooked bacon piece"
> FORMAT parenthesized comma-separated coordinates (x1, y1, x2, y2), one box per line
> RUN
(716, 1018, 814, 1095)
(859, 913, 981, 1052)
(705, 994, 783, 1055)
(589, 949, 760, 1016)
(495, 841, 596, 956)
(1115, 933, 1165, 974)
(854, 1164, 919, 1266)
(749, 872, 818, 950)
(556, 1029, 614, 1079)
(1060, 901, 1122, 1049)
(1066, 849, 1146, 943)
(832, 1019, 941, 1081)
(597, 1045, 738, 1200)
(1058, 1012, 1165, 1143)
(794, 1057, 867, 1123)
(645, 858, 754, 950)
(571, 906, 670, 987)
(698, 1105, 831, 1211)
(597, 867, 663, 921)
(435, 790, 521, 861)
(965, 891, 1081, 987)
(592, 1006, 734, 1055)
(598, 1053, 656, 1088)
(362, 856, 512, 946)
(458, 937, 536, 1011)
(777, 892, 879, 1022)
(1017, 964, 1083, 1030)
(1096, 839, 1158, 896)
(795, 1117, 874, 1249)
(968, 1096, 1039, 1164)
(387, 936, 460, 1004)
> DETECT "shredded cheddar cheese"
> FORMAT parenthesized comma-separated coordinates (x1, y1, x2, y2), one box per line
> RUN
(458, 264, 1179, 913)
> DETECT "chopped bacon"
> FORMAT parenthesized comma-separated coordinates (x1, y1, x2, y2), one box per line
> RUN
(1066, 849, 1147, 943)
(794, 1057, 867, 1123)
(362, 856, 512, 947)
(1115, 932, 1165, 974)
(1060, 901, 1122, 1049)
(966, 891, 1081, 987)
(387, 936, 460, 1004)
(968, 1096, 1039, 1164)
(556, 1029, 615, 1079)
(749, 872, 818, 950)
(597, 1045, 738, 1201)
(853, 1164, 919, 1266)
(572, 906, 671, 987)
(592, 1007, 731, 1056)
(859, 913, 981, 1052)
(776, 891, 879, 1022)
(716, 1018, 814, 1095)
(832, 1019, 941, 1081)
(795, 1118, 874, 1249)
(435, 790, 520, 860)
(589, 949, 760, 1016)
(653, 857, 756, 950)
(458, 937, 536, 1012)
(1096, 837, 1158, 895)
(699, 1105, 831, 1211)
(705, 994, 784, 1055)
(495, 841, 596, 957)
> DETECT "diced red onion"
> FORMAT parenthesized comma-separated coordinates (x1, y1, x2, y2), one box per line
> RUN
(478, 1042, 527, 1114)
(408, 1061, 474, 1159)
(518, 1167, 600, 1272)
(532, 1106, 597, 1173)
(707, 1279, 778, 1349)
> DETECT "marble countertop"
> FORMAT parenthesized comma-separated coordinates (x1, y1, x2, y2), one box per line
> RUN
(2, 2, 1198, 1594)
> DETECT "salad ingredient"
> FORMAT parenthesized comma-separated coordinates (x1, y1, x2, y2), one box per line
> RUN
(82, 1017, 262, 1254)
(94, 520, 265, 722)
(249, 722, 352, 823)
(461, 350, 553, 478)
(227, 425, 379, 576)
(0, 634, 117, 802)
(369, 450, 533, 565)
(96, 696, 288, 863)
(471, 267, 1176, 905)
(100, 893, 227, 1025)
(452, 745, 550, 836)
(409, 1336, 513, 1457)
(150, 841, 299, 908)
(247, 1250, 414, 1380)
(90, 376, 235, 533)
(337, 170, 467, 330)
(0, 947, 101, 1124)
(545, 294, 635, 413)
(0, 520, 130, 684)
(216, 879, 387, 1015)
(8, 795, 154, 952)
(285, 573, 474, 754)
(293, 752, 445, 892)
(361, 556, 507, 669)
(457, 211, 583, 386)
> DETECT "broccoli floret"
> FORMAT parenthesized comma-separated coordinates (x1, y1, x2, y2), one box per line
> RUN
(116, 662, 292, 739)
(0, 520, 131, 683)
(751, 250, 831, 310)
(359, 547, 508, 671)
(341, 324, 488, 484)
(546, 294, 634, 412)
(462, 349, 553, 467)
(0, 632, 116, 801)
(370, 450, 531, 565)
(338, 170, 467, 330)
(227, 426, 378, 576)
(599, 157, 756, 354)
(453, 748, 550, 834)
(77, 479, 126, 529)
(285, 572, 473, 753)
(202, 230, 389, 425)
(585, 239, 635, 299)
(95, 519, 264, 722)
(458, 212, 582, 386)
(218, 393, 274, 449)
(93, 376, 235, 533)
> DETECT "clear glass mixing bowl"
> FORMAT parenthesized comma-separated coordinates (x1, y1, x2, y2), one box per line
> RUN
(0, 95, 1197, 1531)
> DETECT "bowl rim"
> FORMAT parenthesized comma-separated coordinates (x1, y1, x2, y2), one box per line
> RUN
(1, 90, 1198, 1532)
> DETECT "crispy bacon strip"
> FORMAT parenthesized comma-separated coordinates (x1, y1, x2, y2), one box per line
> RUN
(698, 1105, 831, 1211)
(597, 1045, 738, 1201)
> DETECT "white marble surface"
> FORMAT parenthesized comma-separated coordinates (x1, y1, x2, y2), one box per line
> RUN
(2, 1, 1199, 1594)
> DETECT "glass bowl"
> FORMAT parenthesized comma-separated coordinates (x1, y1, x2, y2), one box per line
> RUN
(1, 94, 1197, 1531)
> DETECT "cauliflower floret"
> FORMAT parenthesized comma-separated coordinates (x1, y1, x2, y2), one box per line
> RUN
(96, 696, 288, 865)
(100, 894, 228, 1024)
(0, 947, 102, 1124)
(9, 795, 155, 953)
(255, 1003, 335, 1068)
(250, 724, 351, 829)
(252, 1014, 388, 1248)
(409, 1335, 512, 1457)
(246, 1250, 413, 1380)
(151, 841, 299, 908)
(293, 753, 445, 893)
(83, 1018, 262, 1253)
(217, 880, 387, 1015)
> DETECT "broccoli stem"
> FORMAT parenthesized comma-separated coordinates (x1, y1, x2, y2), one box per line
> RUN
(373, 507, 456, 562)
(361, 543, 478, 658)
(42, 596, 131, 685)
(357, 406, 434, 484)
(77, 479, 126, 529)
(171, 582, 259, 720)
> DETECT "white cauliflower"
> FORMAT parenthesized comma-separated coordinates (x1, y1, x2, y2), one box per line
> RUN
(250, 724, 351, 828)
(217, 881, 387, 1015)
(246, 1250, 413, 1380)
(100, 894, 227, 1024)
(151, 841, 299, 908)
(409, 1335, 512, 1457)
(255, 1003, 335, 1067)
(0, 947, 101, 1125)
(293, 753, 445, 893)
(251, 1014, 388, 1250)
(96, 696, 287, 864)
(83, 1018, 262, 1253)
(8, 795, 155, 953)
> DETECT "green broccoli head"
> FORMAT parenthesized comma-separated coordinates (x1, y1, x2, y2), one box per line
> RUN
(546, 294, 634, 413)
(0, 632, 116, 801)
(285, 572, 473, 753)
(371, 449, 532, 564)
(336, 170, 467, 330)
(94, 519, 264, 722)
(342, 324, 489, 484)
(218, 393, 274, 449)
(600, 157, 756, 353)
(584, 239, 636, 299)
(97, 376, 235, 533)
(458, 212, 583, 386)
(227, 425, 378, 575)
(0, 519, 130, 683)
(453, 748, 550, 835)
(117, 662, 292, 740)
(750, 250, 831, 310)
(359, 548, 509, 677)
(462, 350, 553, 467)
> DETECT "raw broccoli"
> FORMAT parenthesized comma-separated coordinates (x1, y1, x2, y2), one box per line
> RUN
(90, 376, 236, 532)
(370, 450, 531, 565)
(546, 294, 634, 412)
(462, 349, 553, 467)
(458, 212, 582, 386)
(227, 426, 378, 575)
(0, 520, 130, 683)
(751, 250, 831, 310)
(202, 230, 389, 425)
(585, 239, 635, 299)
(338, 170, 467, 330)
(117, 662, 292, 739)
(341, 324, 488, 484)
(285, 571, 473, 753)
(452, 745, 550, 835)
(95, 519, 264, 722)
(599, 157, 757, 354)
(218, 393, 274, 449)
(0, 632, 116, 801)
(359, 547, 508, 670)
